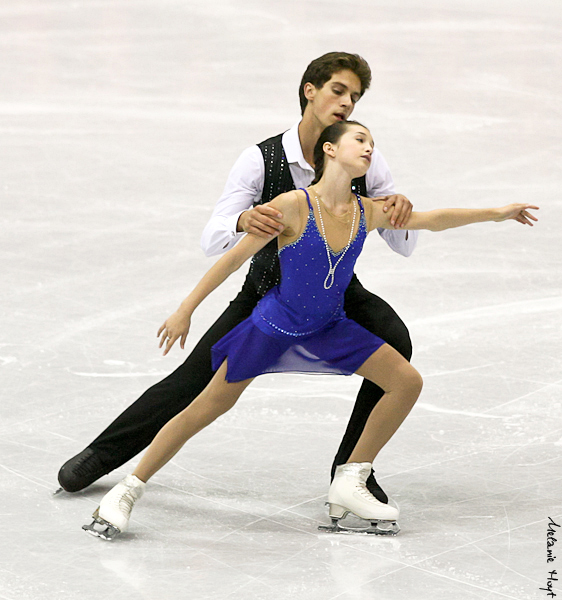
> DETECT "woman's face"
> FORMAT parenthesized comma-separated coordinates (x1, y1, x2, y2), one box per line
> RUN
(330, 125, 374, 176)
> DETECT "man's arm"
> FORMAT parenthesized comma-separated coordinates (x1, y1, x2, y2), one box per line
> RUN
(200, 145, 283, 256)
(200, 145, 263, 256)
(365, 149, 419, 258)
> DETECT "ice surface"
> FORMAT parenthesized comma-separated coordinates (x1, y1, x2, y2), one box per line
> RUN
(1, 1, 561, 599)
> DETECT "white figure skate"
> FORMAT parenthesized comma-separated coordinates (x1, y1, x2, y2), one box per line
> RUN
(82, 474, 145, 540)
(318, 462, 400, 536)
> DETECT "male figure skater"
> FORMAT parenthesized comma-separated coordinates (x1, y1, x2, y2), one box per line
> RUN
(58, 52, 417, 502)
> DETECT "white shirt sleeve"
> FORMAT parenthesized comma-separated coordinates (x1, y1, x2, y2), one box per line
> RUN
(366, 149, 418, 258)
(200, 145, 265, 257)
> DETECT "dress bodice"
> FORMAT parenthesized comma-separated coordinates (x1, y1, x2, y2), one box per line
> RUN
(251, 188, 367, 338)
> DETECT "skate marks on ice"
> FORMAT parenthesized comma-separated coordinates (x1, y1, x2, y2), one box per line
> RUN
(2, 0, 561, 597)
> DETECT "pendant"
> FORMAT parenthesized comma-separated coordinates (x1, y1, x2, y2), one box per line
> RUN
(324, 267, 336, 289)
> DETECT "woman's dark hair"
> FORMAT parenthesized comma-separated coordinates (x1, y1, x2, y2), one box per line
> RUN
(311, 120, 367, 185)
(298, 52, 371, 115)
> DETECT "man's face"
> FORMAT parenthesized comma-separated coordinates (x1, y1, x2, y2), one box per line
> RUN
(304, 70, 362, 128)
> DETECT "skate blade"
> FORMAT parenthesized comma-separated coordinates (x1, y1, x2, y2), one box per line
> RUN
(318, 517, 400, 536)
(53, 487, 64, 496)
(82, 509, 121, 541)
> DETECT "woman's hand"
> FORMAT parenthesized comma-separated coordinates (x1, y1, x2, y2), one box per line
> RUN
(494, 204, 539, 225)
(157, 310, 191, 356)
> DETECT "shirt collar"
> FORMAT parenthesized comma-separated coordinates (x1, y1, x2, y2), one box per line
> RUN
(282, 121, 314, 172)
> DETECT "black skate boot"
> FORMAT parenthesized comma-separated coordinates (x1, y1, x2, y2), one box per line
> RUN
(57, 447, 110, 493)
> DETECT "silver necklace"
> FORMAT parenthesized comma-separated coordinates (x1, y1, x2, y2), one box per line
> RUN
(313, 188, 357, 289)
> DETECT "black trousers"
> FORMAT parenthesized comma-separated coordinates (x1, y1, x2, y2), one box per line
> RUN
(89, 274, 412, 478)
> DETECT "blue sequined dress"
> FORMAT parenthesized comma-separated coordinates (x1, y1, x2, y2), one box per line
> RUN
(211, 189, 386, 382)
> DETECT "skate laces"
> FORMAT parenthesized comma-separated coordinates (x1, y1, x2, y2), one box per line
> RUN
(104, 477, 143, 514)
(354, 480, 379, 503)
(336, 463, 379, 504)
(118, 490, 137, 516)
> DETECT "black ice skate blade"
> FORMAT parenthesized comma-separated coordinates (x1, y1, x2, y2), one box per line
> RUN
(82, 516, 121, 541)
(318, 517, 400, 536)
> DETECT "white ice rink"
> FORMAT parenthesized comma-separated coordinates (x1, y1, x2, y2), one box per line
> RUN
(1, 1, 561, 599)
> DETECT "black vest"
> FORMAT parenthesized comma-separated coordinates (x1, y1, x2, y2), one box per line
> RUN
(247, 132, 367, 297)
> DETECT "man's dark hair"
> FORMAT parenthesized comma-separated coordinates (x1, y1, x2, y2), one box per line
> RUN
(311, 120, 368, 184)
(298, 52, 371, 115)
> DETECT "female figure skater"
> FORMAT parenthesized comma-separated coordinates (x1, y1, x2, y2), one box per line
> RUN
(83, 121, 538, 540)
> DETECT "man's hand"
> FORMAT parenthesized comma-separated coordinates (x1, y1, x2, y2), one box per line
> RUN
(373, 194, 413, 228)
(237, 203, 284, 238)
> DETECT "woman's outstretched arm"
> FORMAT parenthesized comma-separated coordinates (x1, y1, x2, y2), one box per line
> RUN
(367, 201, 539, 232)
(158, 192, 300, 355)
(157, 232, 269, 354)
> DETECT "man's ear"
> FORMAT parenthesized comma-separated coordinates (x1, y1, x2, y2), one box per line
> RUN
(303, 82, 316, 103)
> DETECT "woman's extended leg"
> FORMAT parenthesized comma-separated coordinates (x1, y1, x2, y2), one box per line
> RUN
(83, 361, 253, 539)
(133, 361, 253, 483)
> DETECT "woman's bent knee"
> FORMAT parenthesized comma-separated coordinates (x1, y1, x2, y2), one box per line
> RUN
(402, 365, 423, 398)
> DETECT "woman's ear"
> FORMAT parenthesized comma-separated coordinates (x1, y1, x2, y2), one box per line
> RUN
(323, 141, 336, 158)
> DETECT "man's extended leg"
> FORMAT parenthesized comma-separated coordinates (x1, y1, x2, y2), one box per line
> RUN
(335, 277, 413, 499)
(58, 280, 259, 492)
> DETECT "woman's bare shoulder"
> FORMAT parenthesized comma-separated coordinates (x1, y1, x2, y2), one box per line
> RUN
(270, 189, 307, 210)
(267, 190, 308, 238)
(271, 190, 308, 221)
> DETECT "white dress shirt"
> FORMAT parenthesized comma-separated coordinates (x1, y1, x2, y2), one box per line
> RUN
(200, 122, 418, 257)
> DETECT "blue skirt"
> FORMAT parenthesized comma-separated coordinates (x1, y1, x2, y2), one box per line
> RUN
(211, 312, 386, 383)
